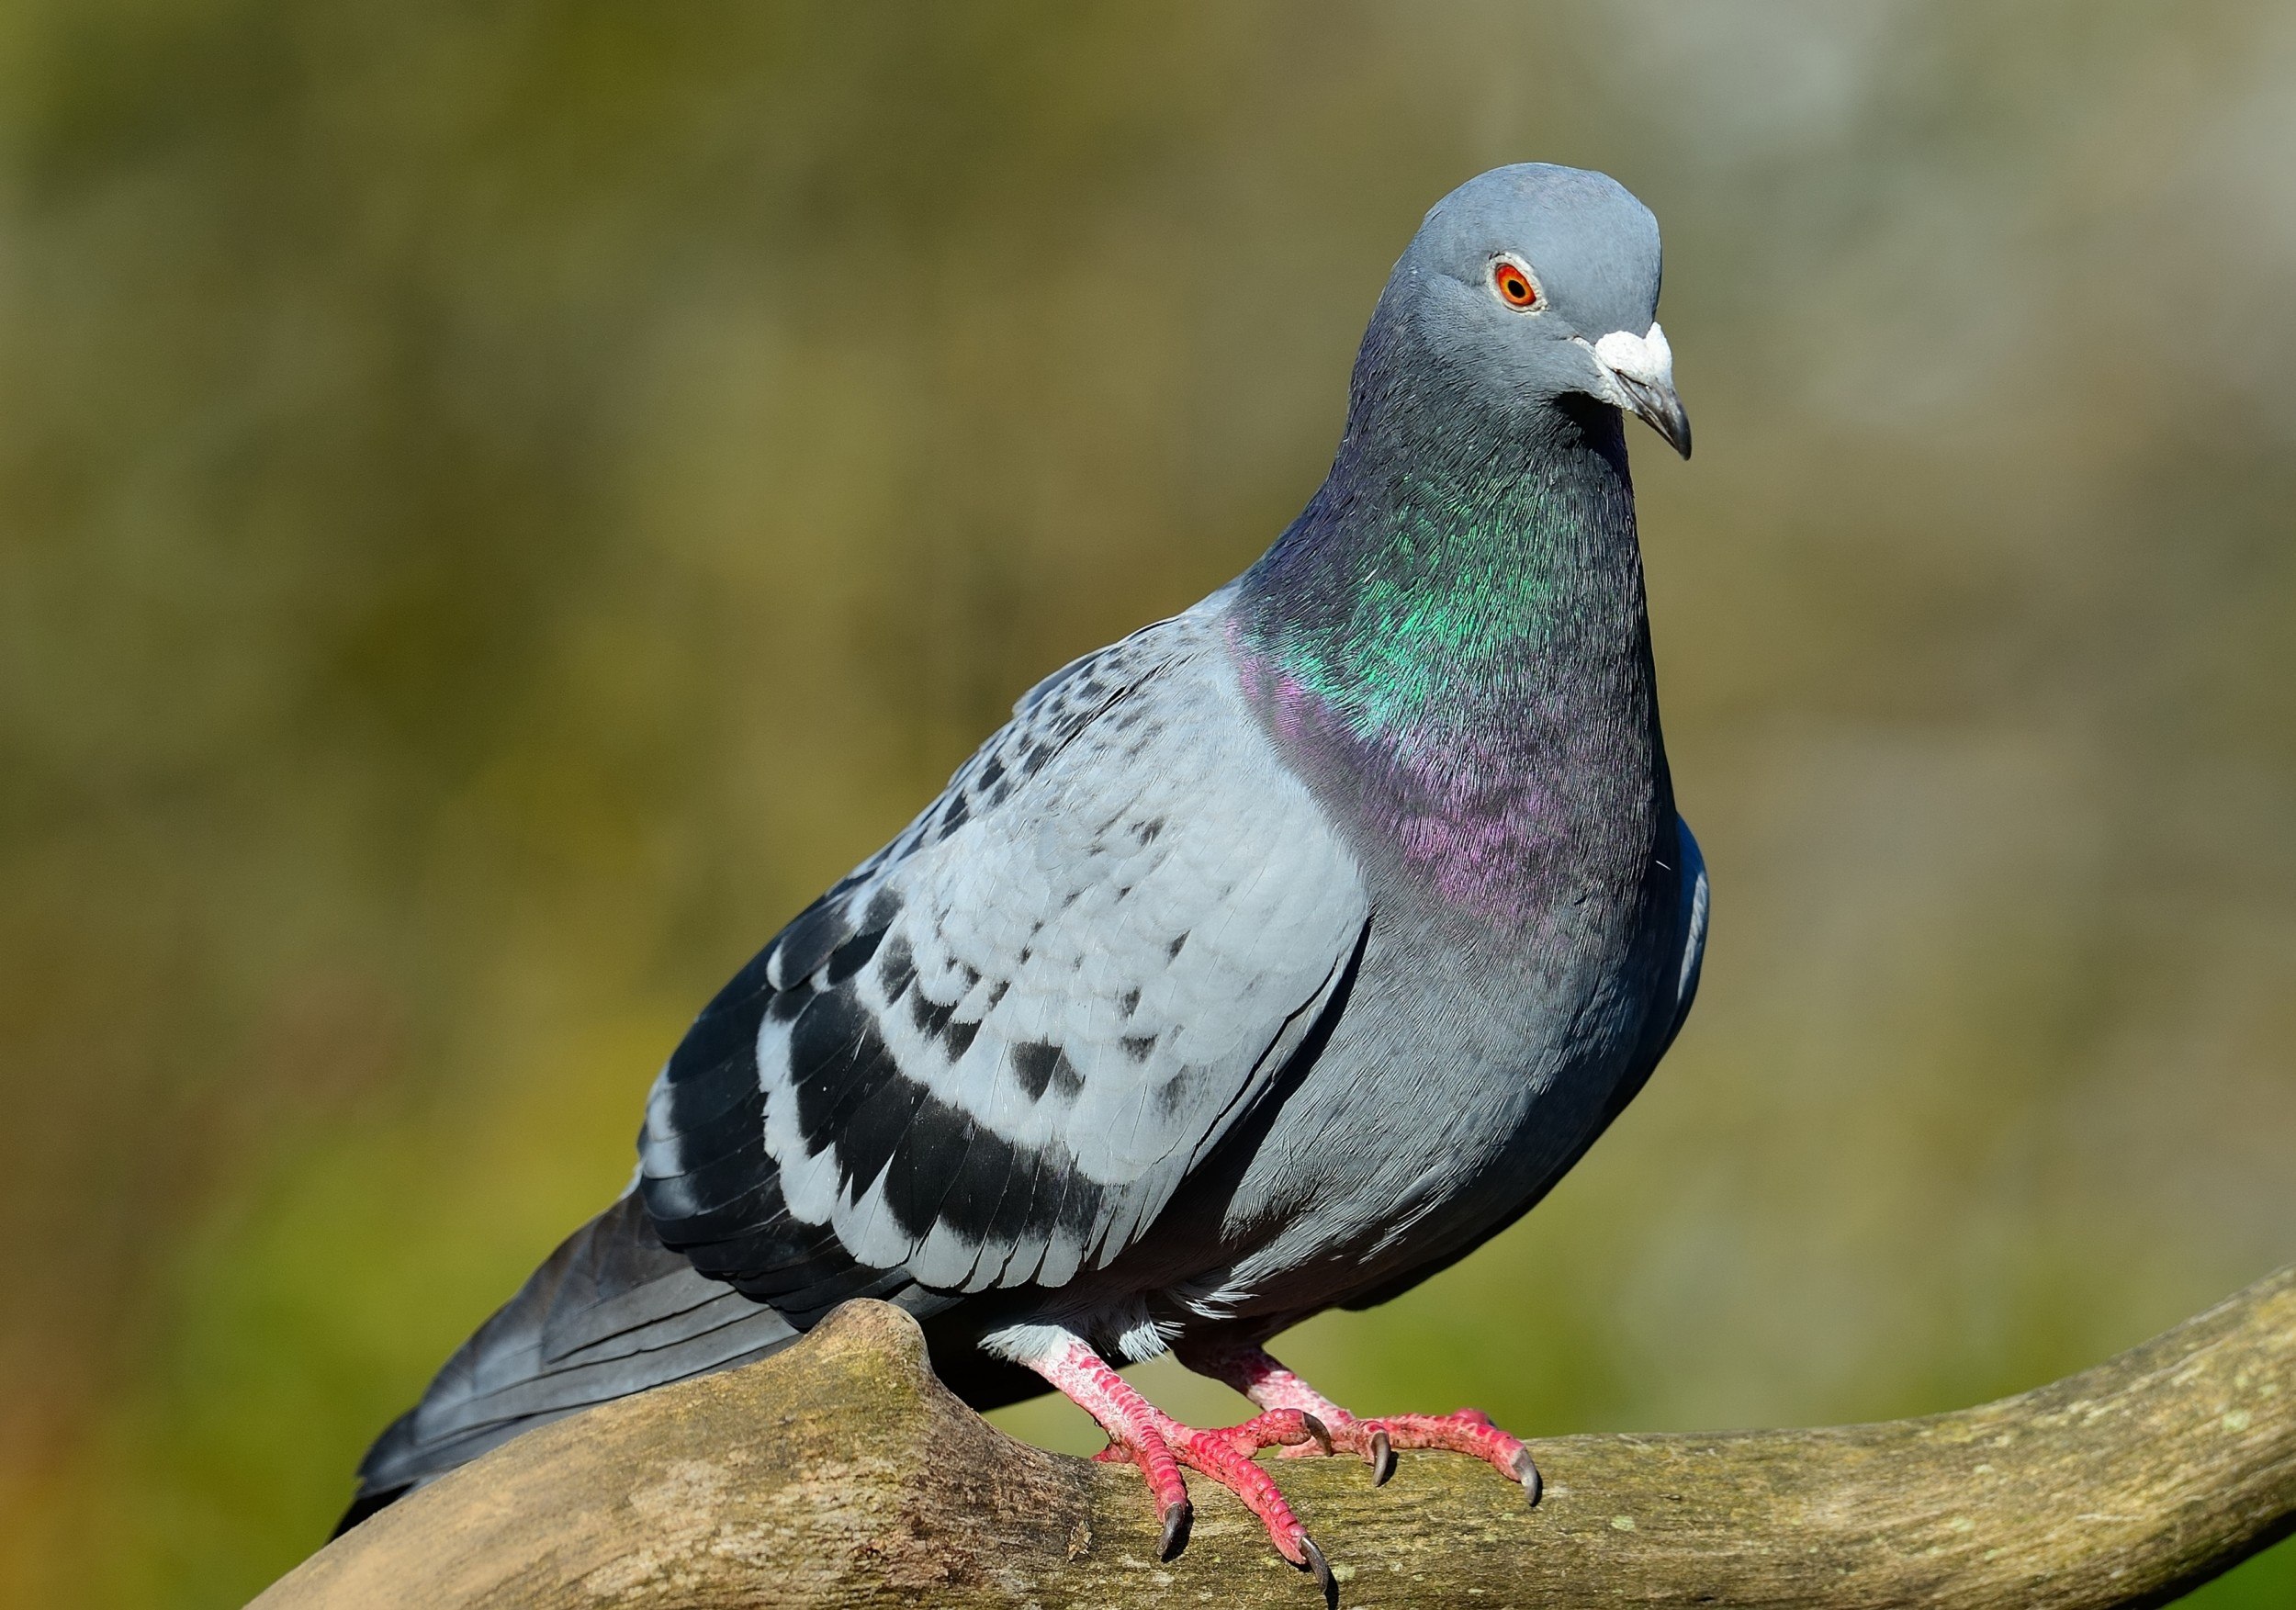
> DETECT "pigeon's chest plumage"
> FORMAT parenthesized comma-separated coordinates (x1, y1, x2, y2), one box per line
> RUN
(1240, 642, 1662, 932)
(1181, 649, 1679, 1297)
(1149, 505, 1688, 1318)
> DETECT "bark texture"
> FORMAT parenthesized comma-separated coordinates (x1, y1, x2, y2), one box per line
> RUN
(256, 1264, 2296, 1609)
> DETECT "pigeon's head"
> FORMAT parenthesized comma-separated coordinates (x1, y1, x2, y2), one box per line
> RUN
(1385, 163, 1690, 458)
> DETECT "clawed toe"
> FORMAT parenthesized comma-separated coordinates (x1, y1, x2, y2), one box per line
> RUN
(1356, 1409, 1539, 1499)
(1299, 1411, 1333, 1455)
(1274, 1402, 1537, 1507)
(1298, 1533, 1337, 1608)
(1158, 1497, 1192, 1559)
(1222, 1407, 1331, 1459)
(1508, 1444, 1543, 1505)
(1097, 1415, 1327, 1583)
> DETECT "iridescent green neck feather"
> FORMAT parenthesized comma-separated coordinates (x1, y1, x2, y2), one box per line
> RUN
(1231, 312, 1670, 929)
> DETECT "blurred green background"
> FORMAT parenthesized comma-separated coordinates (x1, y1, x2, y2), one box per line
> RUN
(3, 3, 2292, 1604)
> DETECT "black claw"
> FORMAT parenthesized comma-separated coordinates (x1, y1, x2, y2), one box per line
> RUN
(1159, 1499, 1193, 1560)
(1368, 1428, 1395, 1487)
(1298, 1533, 1337, 1608)
(1510, 1447, 1542, 1507)
(1300, 1412, 1334, 1455)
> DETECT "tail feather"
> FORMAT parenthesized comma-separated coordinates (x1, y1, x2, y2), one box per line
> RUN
(336, 1191, 801, 1534)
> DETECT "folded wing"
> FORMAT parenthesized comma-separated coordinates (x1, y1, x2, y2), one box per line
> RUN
(641, 604, 1371, 1300)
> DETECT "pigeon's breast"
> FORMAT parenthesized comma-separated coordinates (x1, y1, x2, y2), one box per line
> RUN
(1226, 622, 1663, 941)
(1142, 859, 1683, 1325)
(1152, 627, 1682, 1317)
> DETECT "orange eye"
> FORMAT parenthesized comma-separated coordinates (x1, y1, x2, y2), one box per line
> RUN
(1492, 261, 1538, 309)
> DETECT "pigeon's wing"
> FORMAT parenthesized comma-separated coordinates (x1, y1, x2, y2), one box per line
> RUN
(1570, 812, 1707, 1132)
(1652, 814, 1708, 1060)
(641, 604, 1370, 1298)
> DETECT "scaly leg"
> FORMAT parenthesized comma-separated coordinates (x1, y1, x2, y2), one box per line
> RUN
(1180, 1342, 1541, 1503)
(1021, 1333, 1338, 1601)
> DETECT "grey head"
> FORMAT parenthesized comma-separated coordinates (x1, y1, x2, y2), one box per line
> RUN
(1376, 163, 1690, 458)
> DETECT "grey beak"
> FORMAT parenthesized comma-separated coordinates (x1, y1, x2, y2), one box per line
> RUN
(1615, 374, 1692, 459)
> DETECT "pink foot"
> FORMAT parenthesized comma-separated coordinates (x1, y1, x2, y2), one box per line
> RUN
(1184, 1345, 1542, 1503)
(1029, 1337, 1337, 1602)
(1293, 1407, 1540, 1500)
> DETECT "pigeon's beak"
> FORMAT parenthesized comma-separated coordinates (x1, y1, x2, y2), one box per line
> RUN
(1589, 323, 1692, 459)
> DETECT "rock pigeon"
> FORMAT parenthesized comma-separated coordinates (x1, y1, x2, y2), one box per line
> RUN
(340, 163, 1707, 1595)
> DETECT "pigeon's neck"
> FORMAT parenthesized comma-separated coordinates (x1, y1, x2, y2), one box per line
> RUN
(1231, 367, 1668, 930)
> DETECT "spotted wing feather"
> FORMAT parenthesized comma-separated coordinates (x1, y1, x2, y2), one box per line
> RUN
(642, 603, 1369, 1300)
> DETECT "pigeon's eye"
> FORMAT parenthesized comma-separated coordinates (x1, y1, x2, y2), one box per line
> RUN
(1491, 259, 1539, 310)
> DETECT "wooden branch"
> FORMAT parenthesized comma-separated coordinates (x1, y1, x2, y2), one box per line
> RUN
(256, 1265, 2296, 1609)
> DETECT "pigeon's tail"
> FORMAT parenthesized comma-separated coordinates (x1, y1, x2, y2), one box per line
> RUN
(334, 1189, 803, 1536)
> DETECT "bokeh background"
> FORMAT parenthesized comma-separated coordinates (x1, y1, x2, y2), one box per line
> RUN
(3, 3, 2293, 1604)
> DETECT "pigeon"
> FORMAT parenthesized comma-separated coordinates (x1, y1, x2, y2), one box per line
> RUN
(340, 163, 1707, 1596)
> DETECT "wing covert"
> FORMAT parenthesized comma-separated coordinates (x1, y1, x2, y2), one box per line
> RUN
(642, 605, 1368, 1299)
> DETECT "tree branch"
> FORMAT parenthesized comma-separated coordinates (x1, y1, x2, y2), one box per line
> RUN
(256, 1264, 2296, 1609)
